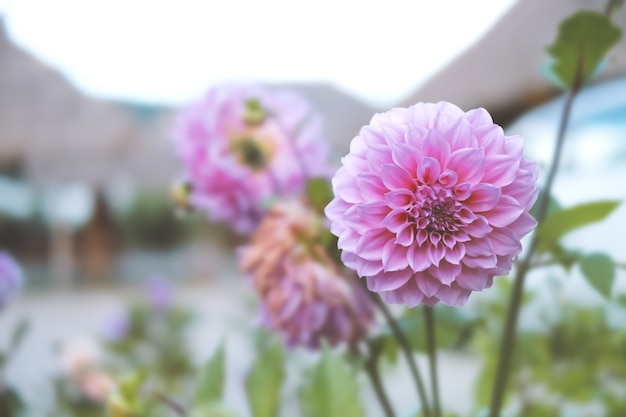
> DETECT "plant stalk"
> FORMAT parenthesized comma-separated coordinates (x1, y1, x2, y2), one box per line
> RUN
(373, 295, 432, 417)
(487, 72, 581, 417)
(424, 306, 442, 417)
(364, 343, 396, 417)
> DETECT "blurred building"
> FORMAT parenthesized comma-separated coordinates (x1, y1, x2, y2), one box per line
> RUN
(401, 0, 626, 126)
(0, 18, 377, 286)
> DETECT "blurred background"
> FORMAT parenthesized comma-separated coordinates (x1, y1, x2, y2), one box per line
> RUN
(1, 0, 626, 415)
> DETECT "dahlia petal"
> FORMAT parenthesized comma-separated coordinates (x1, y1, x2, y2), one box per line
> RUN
(405, 124, 428, 148)
(503, 179, 539, 210)
(381, 164, 415, 190)
(382, 241, 410, 271)
(438, 169, 458, 187)
(342, 205, 372, 233)
(475, 124, 505, 154)
(483, 155, 520, 187)
(427, 244, 446, 266)
(356, 256, 384, 277)
(435, 285, 471, 306)
(367, 144, 394, 167)
(383, 209, 411, 233)
(503, 135, 524, 161)
(462, 254, 497, 269)
(464, 238, 494, 257)
(464, 107, 493, 128)
(444, 118, 475, 151)
(455, 268, 491, 291)
(429, 261, 461, 286)
(385, 189, 415, 210)
(360, 125, 387, 147)
(508, 212, 538, 237)
(357, 228, 393, 261)
(489, 227, 523, 257)
(485, 195, 524, 227)
(416, 272, 443, 297)
(366, 268, 413, 291)
(357, 202, 392, 227)
(392, 143, 422, 173)
(343, 154, 368, 176)
(447, 148, 485, 184)
(466, 216, 492, 238)
(334, 179, 363, 204)
(382, 125, 406, 144)
(444, 243, 466, 264)
(379, 278, 425, 308)
(466, 183, 501, 212)
(337, 230, 359, 252)
(415, 228, 429, 246)
(356, 174, 387, 201)
(454, 183, 472, 200)
(408, 244, 431, 272)
(395, 226, 415, 247)
(417, 157, 441, 185)
(421, 129, 450, 162)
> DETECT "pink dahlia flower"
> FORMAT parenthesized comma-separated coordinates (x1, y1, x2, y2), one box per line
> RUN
(0, 251, 23, 311)
(171, 85, 332, 234)
(240, 199, 374, 348)
(325, 102, 538, 307)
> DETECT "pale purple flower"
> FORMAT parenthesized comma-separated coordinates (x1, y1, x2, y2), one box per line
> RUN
(0, 251, 23, 310)
(171, 85, 332, 234)
(102, 309, 130, 342)
(240, 199, 374, 348)
(146, 277, 172, 312)
(325, 102, 538, 307)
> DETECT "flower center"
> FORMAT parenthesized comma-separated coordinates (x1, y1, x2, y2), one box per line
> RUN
(231, 137, 270, 171)
(423, 199, 457, 233)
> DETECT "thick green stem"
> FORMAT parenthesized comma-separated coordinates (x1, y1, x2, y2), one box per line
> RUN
(424, 306, 441, 417)
(373, 295, 432, 417)
(487, 79, 580, 417)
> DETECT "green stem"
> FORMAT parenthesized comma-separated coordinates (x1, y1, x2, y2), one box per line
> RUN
(155, 392, 186, 417)
(364, 343, 396, 417)
(487, 75, 581, 417)
(373, 295, 432, 417)
(424, 306, 442, 417)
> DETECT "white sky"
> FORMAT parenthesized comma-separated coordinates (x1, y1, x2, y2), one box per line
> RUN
(0, 0, 516, 107)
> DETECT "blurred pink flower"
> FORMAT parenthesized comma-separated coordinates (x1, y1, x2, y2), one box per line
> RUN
(240, 199, 373, 348)
(171, 85, 332, 234)
(326, 102, 538, 307)
(59, 337, 115, 403)
(0, 251, 23, 311)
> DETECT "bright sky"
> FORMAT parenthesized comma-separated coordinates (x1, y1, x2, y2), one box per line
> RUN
(0, 0, 516, 107)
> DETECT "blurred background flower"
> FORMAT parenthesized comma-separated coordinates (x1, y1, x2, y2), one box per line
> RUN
(0, 251, 22, 310)
(171, 85, 331, 233)
(240, 199, 374, 348)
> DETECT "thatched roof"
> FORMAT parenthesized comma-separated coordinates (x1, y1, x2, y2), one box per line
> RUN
(399, 0, 626, 125)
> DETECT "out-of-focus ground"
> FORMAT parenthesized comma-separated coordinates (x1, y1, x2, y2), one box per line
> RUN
(0, 275, 483, 417)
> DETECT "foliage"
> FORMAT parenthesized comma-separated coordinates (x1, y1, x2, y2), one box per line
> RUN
(546, 10, 622, 88)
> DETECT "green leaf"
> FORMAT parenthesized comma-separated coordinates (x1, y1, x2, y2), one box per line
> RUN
(535, 200, 620, 252)
(306, 178, 334, 212)
(245, 342, 285, 417)
(546, 10, 622, 88)
(579, 252, 616, 298)
(299, 344, 364, 417)
(195, 344, 226, 405)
